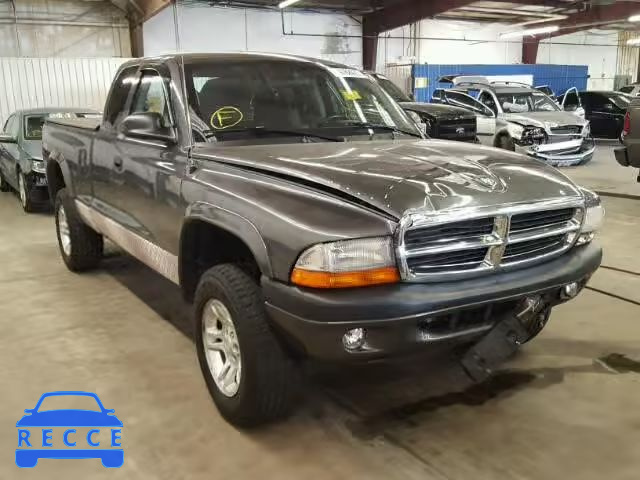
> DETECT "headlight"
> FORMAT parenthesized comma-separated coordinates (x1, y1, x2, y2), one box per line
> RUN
(291, 236, 399, 288)
(507, 123, 524, 139)
(576, 188, 604, 245)
(582, 122, 591, 137)
(520, 127, 546, 145)
(31, 160, 45, 173)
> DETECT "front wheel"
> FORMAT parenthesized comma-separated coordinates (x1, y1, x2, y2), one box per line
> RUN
(55, 188, 103, 272)
(18, 172, 35, 212)
(520, 308, 551, 343)
(498, 134, 516, 151)
(195, 264, 299, 427)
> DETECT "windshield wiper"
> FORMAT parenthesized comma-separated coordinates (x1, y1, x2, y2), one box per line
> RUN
(338, 121, 423, 139)
(210, 126, 344, 142)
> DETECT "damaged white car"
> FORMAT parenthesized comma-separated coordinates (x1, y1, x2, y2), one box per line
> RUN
(432, 77, 595, 167)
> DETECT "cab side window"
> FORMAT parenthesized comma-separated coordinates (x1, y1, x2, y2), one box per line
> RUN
(478, 91, 498, 115)
(104, 66, 139, 127)
(130, 71, 172, 128)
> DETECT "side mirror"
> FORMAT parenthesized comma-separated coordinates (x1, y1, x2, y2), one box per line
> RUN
(0, 133, 17, 144)
(120, 112, 175, 143)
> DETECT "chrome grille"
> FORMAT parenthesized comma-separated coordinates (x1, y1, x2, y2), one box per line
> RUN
(404, 217, 494, 248)
(398, 200, 584, 282)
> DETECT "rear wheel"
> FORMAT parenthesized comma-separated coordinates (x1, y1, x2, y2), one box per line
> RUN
(195, 264, 298, 427)
(55, 188, 103, 271)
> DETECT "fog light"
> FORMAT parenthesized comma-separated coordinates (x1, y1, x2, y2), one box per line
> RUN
(561, 282, 579, 300)
(342, 328, 366, 351)
(575, 232, 595, 246)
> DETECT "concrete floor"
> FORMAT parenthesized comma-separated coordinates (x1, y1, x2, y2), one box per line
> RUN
(1, 155, 639, 479)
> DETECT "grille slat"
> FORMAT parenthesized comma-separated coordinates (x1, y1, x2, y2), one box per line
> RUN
(405, 217, 494, 248)
(403, 206, 580, 279)
(510, 208, 575, 232)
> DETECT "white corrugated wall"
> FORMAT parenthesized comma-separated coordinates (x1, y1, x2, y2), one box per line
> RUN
(0, 57, 131, 126)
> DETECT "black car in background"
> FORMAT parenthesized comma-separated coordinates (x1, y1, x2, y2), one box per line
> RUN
(370, 73, 478, 142)
(558, 90, 630, 141)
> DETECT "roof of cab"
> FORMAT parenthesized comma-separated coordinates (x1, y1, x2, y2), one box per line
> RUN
(121, 52, 352, 69)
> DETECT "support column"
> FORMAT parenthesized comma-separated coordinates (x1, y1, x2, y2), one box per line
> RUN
(522, 38, 540, 64)
(362, 18, 378, 71)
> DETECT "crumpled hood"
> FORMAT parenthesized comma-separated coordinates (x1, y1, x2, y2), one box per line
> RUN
(194, 139, 583, 219)
(503, 111, 587, 129)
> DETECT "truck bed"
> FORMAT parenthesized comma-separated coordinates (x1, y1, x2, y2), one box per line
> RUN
(45, 117, 101, 131)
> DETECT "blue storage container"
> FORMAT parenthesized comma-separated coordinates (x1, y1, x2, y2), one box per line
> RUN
(411, 64, 589, 102)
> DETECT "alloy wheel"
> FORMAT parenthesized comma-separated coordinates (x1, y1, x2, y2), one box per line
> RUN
(57, 205, 72, 256)
(18, 174, 27, 208)
(201, 299, 242, 397)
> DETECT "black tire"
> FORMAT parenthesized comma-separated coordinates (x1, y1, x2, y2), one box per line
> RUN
(18, 172, 36, 213)
(0, 170, 10, 192)
(195, 264, 298, 427)
(55, 188, 103, 271)
(520, 308, 551, 343)
(498, 134, 516, 151)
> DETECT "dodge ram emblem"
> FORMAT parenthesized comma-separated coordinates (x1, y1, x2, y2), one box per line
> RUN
(456, 127, 465, 135)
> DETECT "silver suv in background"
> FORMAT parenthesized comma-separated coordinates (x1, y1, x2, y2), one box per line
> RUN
(433, 76, 595, 167)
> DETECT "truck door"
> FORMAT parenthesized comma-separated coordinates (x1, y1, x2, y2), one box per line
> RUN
(100, 66, 186, 252)
(91, 65, 140, 222)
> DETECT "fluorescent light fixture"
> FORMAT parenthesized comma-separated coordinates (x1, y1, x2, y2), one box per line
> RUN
(278, 0, 301, 7)
(627, 38, 640, 45)
(629, 14, 640, 22)
(500, 25, 559, 39)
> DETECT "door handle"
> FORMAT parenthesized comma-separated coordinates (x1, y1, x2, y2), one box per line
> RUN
(113, 157, 123, 169)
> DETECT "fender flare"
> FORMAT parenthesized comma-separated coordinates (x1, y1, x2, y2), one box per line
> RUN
(181, 202, 273, 281)
(44, 150, 75, 198)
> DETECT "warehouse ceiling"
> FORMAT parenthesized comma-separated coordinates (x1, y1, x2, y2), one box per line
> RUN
(171, 0, 640, 30)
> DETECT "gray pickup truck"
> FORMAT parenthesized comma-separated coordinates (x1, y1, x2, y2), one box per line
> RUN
(615, 98, 640, 182)
(43, 53, 603, 427)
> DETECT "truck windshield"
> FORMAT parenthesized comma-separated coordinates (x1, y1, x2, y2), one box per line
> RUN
(184, 60, 421, 143)
(497, 92, 560, 113)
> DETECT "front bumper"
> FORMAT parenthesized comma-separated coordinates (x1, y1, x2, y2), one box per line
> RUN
(263, 243, 602, 361)
(24, 172, 49, 203)
(518, 137, 596, 167)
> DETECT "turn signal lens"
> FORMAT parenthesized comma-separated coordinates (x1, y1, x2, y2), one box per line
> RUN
(291, 236, 400, 288)
(291, 266, 400, 289)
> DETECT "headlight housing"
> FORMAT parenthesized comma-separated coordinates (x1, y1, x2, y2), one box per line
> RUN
(291, 236, 399, 288)
(520, 127, 546, 145)
(576, 188, 604, 245)
(582, 122, 591, 138)
(506, 123, 524, 139)
(31, 160, 45, 173)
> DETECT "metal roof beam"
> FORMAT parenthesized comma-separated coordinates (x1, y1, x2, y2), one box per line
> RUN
(363, 0, 477, 34)
(531, 1, 640, 40)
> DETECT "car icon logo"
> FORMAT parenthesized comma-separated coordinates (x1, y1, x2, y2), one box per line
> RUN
(456, 127, 465, 135)
(15, 391, 123, 468)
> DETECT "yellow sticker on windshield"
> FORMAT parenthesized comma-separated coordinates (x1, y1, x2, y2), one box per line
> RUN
(210, 106, 243, 130)
(341, 90, 362, 101)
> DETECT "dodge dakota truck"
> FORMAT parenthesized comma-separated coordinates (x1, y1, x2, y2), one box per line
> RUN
(43, 53, 603, 427)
